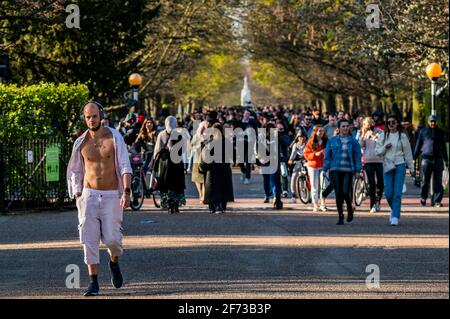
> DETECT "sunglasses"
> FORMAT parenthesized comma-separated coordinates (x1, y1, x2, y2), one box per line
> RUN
(387, 120, 398, 125)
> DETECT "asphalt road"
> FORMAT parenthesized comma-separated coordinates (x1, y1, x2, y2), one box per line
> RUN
(0, 172, 448, 299)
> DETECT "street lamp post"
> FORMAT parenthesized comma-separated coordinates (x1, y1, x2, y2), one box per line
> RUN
(426, 63, 442, 116)
(128, 73, 143, 113)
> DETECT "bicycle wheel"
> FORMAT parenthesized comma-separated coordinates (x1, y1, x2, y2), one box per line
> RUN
(149, 173, 161, 208)
(353, 177, 366, 207)
(152, 188, 161, 208)
(130, 174, 145, 211)
(291, 172, 299, 198)
(297, 177, 310, 204)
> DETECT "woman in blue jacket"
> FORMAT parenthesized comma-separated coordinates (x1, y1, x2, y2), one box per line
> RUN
(323, 119, 362, 225)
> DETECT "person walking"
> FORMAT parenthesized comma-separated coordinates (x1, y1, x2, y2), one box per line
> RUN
(255, 122, 279, 203)
(190, 121, 208, 203)
(238, 110, 260, 184)
(304, 125, 328, 212)
(199, 123, 234, 213)
(324, 113, 338, 138)
(359, 117, 384, 213)
(153, 116, 186, 213)
(67, 102, 132, 297)
(414, 115, 449, 207)
(300, 113, 314, 138)
(376, 115, 415, 226)
(323, 119, 362, 225)
(276, 121, 292, 198)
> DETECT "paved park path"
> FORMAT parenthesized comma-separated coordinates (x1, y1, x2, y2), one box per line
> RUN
(0, 173, 448, 299)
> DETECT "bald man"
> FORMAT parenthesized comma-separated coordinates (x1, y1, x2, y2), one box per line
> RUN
(67, 102, 132, 296)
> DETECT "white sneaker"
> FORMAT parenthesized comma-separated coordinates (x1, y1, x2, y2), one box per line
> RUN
(370, 206, 377, 213)
(243, 178, 250, 185)
(391, 217, 399, 226)
(282, 191, 288, 198)
(289, 198, 297, 204)
(313, 207, 319, 212)
(320, 206, 328, 212)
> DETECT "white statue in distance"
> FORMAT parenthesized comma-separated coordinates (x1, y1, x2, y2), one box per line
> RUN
(241, 76, 252, 107)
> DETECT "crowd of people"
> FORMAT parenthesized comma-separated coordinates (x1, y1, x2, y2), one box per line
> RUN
(99, 105, 448, 226)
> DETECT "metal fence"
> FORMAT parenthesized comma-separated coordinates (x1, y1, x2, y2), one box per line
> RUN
(0, 138, 73, 213)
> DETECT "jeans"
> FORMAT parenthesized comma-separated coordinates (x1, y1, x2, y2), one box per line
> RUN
(263, 174, 277, 198)
(384, 163, 406, 220)
(307, 167, 324, 207)
(330, 171, 353, 217)
(421, 158, 444, 204)
(365, 163, 384, 208)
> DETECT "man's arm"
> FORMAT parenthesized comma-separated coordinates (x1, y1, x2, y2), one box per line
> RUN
(120, 173, 132, 209)
(413, 130, 423, 160)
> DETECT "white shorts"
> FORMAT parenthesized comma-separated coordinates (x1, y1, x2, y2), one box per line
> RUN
(77, 188, 124, 265)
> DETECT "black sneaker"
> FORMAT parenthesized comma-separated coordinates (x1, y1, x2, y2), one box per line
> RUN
(109, 260, 123, 289)
(347, 213, 354, 223)
(420, 199, 426, 206)
(83, 282, 99, 297)
(336, 216, 345, 225)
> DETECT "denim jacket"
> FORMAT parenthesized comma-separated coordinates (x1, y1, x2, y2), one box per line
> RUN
(66, 127, 132, 199)
(323, 135, 362, 173)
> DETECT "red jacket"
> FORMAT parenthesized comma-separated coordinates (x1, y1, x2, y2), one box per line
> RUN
(304, 139, 325, 169)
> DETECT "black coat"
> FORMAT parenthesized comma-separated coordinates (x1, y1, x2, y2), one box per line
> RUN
(155, 131, 186, 193)
(199, 138, 234, 204)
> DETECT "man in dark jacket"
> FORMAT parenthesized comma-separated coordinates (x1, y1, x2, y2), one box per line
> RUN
(238, 109, 260, 184)
(414, 115, 449, 207)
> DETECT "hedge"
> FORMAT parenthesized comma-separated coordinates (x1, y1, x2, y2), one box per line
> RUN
(0, 82, 90, 140)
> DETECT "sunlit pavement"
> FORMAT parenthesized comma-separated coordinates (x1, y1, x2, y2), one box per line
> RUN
(0, 172, 448, 299)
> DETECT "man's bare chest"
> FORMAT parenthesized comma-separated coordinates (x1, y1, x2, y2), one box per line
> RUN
(81, 136, 115, 163)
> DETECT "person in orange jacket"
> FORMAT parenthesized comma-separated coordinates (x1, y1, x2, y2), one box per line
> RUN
(303, 125, 328, 211)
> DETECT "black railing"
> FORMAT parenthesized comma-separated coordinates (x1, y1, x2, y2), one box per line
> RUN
(0, 138, 73, 213)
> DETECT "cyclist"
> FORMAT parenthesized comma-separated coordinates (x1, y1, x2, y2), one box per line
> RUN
(132, 118, 157, 174)
(288, 130, 307, 203)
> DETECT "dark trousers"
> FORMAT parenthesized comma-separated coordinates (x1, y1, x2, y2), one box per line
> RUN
(240, 163, 251, 179)
(330, 171, 354, 217)
(421, 158, 444, 204)
(365, 163, 384, 207)
(281, 176, 288, 193)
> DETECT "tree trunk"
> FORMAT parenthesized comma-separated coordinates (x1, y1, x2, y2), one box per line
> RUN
(327, 93, 336, 114)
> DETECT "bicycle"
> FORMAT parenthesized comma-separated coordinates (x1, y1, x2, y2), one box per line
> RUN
(129, 152, 161, 211)
(353, 168, 369, 207)
(290, 160, 311, 204)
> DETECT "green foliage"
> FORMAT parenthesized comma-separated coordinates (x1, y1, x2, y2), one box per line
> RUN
(0, 82, 90, 140)
(176, 52, 244, 105)
(2, 0, 160, 103)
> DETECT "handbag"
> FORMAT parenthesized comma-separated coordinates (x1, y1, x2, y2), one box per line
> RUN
(382, 133, 401, 173)
(152, 131, 171, 176)
(443, 167, 449, 188)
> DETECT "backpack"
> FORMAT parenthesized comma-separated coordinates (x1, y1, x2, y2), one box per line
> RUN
(152, 131, 171, 175)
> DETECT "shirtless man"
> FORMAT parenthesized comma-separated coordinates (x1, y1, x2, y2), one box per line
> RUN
(67, 102, 132, 296)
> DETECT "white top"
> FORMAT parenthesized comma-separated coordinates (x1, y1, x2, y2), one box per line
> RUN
(375, 131, 414, 170)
